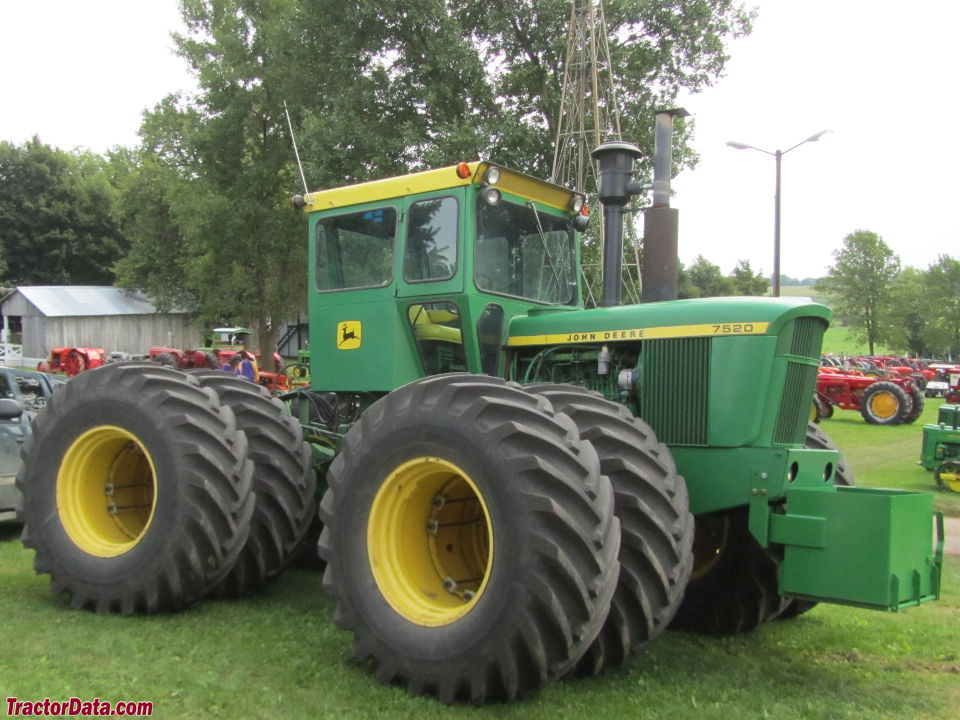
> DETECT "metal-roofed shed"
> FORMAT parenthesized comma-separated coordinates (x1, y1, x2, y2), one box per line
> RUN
(1, 286, 204, 360)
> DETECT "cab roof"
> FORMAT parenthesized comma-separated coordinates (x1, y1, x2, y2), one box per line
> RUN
(298, 162, 578, 213)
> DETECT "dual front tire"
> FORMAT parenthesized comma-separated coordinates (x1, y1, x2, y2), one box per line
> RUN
(671, 422, 854, 633)
(319, 375, 625, 702)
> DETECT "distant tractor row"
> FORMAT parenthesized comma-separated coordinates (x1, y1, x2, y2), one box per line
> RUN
(34, 328, 297, 393)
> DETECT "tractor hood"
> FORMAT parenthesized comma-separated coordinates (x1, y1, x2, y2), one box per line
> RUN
(506, 296, 832, 347)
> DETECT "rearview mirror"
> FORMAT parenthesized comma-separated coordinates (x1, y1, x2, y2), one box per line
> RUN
(0, 398, 24, 420)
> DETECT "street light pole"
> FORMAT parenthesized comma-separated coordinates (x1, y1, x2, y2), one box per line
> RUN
(727, 130, 829, 297)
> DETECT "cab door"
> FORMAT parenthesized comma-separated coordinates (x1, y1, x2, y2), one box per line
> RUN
(396, 189, 474, 374)
(396, 190, 464, 297)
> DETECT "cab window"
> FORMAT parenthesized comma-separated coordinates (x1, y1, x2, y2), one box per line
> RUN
(407, 302, 466, 376)
(403, 197, 458, 282)
(475, 199, 577, 305)
(316, 207, 396, 291)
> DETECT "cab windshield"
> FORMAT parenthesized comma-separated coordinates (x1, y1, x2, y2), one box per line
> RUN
(474, 198, 577, 305)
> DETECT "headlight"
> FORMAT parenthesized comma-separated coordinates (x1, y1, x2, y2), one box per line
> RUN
(484, 166, 501, 185)
(480, 186, 501, 206)
(570, 194, 584, 213)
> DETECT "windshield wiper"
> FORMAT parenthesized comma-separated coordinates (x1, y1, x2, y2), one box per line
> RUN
(526, 201, 565, 298)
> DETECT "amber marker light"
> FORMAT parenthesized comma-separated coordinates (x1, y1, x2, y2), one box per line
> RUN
(456, 162, 472, 179)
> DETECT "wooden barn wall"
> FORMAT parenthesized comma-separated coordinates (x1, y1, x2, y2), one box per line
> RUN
(24, 315, 204, 358)
(1, 294, 34, 317)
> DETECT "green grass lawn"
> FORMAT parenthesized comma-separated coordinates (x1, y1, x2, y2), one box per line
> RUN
(1, 405, 957, 719)
(821, 324, 899, 358)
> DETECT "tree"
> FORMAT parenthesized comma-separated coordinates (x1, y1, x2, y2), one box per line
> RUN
(676, 259, 698, 299)
(0, 138, 126, 285)
(118, 1, 309, 369)
(291, 0, 753, 183)
(816, 230, 900, 355)
(120, 0, 753, 353)
(729, 259, 769, 296)
(112, 150, 192, 313)
(686, 255, 733, 297)
(923, 255, 960, 357)
(880, 267, 927, 355)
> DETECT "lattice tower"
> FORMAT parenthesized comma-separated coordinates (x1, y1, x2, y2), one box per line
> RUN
(551, 0, 642, 305)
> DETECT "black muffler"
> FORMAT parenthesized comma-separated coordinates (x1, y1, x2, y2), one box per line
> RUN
(591, 108, 687, 306)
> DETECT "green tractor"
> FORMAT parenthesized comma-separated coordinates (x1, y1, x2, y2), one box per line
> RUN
(919, 403, 960, 492)
(16, 139, 943, 704)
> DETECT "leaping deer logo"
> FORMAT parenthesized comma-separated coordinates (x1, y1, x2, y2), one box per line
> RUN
(336, 321, 362, 349)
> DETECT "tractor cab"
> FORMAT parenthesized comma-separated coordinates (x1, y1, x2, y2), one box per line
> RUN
(297, 162, 588, 391)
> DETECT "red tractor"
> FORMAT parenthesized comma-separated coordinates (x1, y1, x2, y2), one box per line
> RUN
(815, 367, 923, 425)
(148, 345, 221, 371)
(148, 327, 290, 393)
(868, 355, 933, 391)
(37, 347, 106, 377)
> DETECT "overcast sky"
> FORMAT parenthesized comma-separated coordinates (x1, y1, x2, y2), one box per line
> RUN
(1, 0, 954, 282)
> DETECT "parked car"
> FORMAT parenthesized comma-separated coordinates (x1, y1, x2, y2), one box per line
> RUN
(0, 368, 68, 522)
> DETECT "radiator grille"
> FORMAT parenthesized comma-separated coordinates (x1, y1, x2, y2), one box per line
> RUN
(775, 361, 818, 444)
(791, 317, 825, 359)
(641, 337, 710, 445)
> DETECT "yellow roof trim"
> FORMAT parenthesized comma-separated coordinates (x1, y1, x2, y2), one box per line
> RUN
(301, 162, 577, 213)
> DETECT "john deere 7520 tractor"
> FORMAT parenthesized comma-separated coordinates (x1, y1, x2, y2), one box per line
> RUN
(17, 141, 942, 704)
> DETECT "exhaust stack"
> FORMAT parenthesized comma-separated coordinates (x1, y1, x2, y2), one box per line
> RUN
(642, 108, 688, 303)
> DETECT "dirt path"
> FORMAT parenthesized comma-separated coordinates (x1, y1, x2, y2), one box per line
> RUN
(943, 516, 959, 556)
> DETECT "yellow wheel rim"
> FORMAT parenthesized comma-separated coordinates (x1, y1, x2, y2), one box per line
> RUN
(56, 426, 158, 557)
(809, 401, 818, 422)
(691, 514, 729, 581)
(368, 457, 493, 626)
(869, 391, 899, 419)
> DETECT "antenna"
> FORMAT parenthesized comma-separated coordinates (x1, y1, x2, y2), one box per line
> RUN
(283, 100, 309, 194)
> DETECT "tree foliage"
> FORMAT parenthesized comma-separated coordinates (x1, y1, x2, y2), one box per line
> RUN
(677, 255, 766, 298)
(117, 0, 308, 367)
(816, 229, 900, 355)
(0, 138, 127, 286)
(923, 255, 960, 357)
(291, 0, 752, 183)
(820, 249, 960, 359)
(729, 259, 769, 296)
(115, 0, 753, 354)
(880, 267, 926, 356)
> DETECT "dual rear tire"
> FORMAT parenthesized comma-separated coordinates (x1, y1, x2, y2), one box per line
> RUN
(17, 363, 313, 613)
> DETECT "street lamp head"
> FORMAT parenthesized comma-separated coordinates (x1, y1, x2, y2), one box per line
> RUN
(805, 129, 831, 143)
(726, 140, 751, 150)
